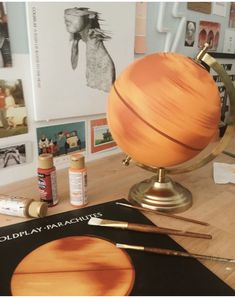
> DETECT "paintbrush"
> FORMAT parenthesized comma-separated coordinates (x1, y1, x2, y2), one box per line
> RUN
(88, 217, 212, 239)
(116, 243, 235, 264)
(223, 150, 235, 158)
(116, 202, 209, 226)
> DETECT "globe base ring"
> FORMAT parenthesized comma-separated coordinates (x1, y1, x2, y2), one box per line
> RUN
(128, 174, 192, 214)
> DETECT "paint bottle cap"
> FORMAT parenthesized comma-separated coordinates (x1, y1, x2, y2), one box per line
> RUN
(38, 153, 54, 169)
(28, 201, 48, 218)
(70, 153, 85, 169)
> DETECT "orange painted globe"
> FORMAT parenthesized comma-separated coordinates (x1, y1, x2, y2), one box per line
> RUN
(107, 52, 221, 167)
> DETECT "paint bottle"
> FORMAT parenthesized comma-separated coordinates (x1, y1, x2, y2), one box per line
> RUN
(0, 195, 48, 218)
(38, 153, 58, 207)
(69, 153, 87, 207)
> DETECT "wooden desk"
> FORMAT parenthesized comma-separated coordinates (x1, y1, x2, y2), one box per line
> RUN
(1, 145, 235, 291)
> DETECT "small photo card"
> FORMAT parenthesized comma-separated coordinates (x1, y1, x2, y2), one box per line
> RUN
(198, 20, 221, 51)
(36, 121, 86, 158)
(90, 118, 116, 154)
(0, 79, 28, 138)
(0, 143, 26, 169)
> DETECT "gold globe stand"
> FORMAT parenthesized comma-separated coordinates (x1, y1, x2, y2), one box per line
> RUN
(124, 44, 235, 213)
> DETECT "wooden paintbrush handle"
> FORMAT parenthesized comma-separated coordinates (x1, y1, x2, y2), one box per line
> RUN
(127, 223, 212, 239)
(144, 246, 235, 263)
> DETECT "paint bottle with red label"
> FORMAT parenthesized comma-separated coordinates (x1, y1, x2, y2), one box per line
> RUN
(38, 153, 58, 207)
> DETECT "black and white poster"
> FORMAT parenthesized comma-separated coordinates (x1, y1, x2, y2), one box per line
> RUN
(26, 3, 135, 121)
(207, 53, 235, 136)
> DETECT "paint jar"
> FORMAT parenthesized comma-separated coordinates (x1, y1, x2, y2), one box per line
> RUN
(0, 194, 48, 218)
(38, 153, 58, 207)
(69, 153, 87, 207)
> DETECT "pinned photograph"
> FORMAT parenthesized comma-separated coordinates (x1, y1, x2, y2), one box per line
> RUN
(198, 21, 221, 51)
(0, 144, 26, 169)
(90, 118, 116, 153)
(184, 21, 196, 47)
(0, 79, 28, 138)
(36, 121, 86, 157)
(0, 2, 12, 68)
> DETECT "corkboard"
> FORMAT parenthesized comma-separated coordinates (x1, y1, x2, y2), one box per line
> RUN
(187, 2, 212, 14)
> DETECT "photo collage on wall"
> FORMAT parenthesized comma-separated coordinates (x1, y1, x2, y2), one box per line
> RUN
(0, 2, 31, 174)
(36, 116, 118, 169)
(184, 2, 231, 50)
(0, 2, 135, 176)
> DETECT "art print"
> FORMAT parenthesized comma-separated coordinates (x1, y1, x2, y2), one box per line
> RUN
(0, 143, 26, 169)
(36, 121, 86, 158)
(0, 2, 12, 68)
(26, 3, 135, 121)
(229, 3, 235, 28)
(0, 79, 28, 138)
(90, 118, 116, 153)
(184, 21, 196, 47)
(134, 2, 147, 54)
(198, 21, 221, 51)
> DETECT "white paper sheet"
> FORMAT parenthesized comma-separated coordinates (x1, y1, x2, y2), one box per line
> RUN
(213, 162, 235, 184)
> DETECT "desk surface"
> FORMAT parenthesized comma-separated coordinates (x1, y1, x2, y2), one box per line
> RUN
(1, 144, 235, 291)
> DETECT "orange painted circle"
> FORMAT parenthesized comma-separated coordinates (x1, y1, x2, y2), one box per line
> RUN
(107, 52, 221, 167)
(11, 236, 135, 296)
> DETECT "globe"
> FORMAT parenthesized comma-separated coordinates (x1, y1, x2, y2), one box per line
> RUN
(107, 52, 221, 167)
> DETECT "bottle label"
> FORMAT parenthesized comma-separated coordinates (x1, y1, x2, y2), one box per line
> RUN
(38, 170, 58, 206)
(0, 196, 27, 217)
(69, 170, 87, 206)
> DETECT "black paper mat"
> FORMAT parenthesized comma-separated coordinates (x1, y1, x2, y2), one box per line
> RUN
(0, 198, 234, 295)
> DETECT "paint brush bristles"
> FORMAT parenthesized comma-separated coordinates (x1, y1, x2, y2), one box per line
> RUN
(116, 243, 235, 264)
(116, 202, 209, 226)
(88, 217, 212, 239)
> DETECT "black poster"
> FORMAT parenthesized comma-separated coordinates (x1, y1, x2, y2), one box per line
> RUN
(0, 198, 234, 295)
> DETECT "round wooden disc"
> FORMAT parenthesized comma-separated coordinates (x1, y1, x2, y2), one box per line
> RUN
(11, 236, 135, 296)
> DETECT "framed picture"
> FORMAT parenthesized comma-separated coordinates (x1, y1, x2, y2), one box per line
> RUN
(90, 117, 116, 154)
(207, 52, 235, 136)
(26, 2, 135, 121)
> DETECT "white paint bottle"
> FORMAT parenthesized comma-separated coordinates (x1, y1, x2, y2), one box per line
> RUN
(69, 153, 88, 207)
(0, 195, 48, 218)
